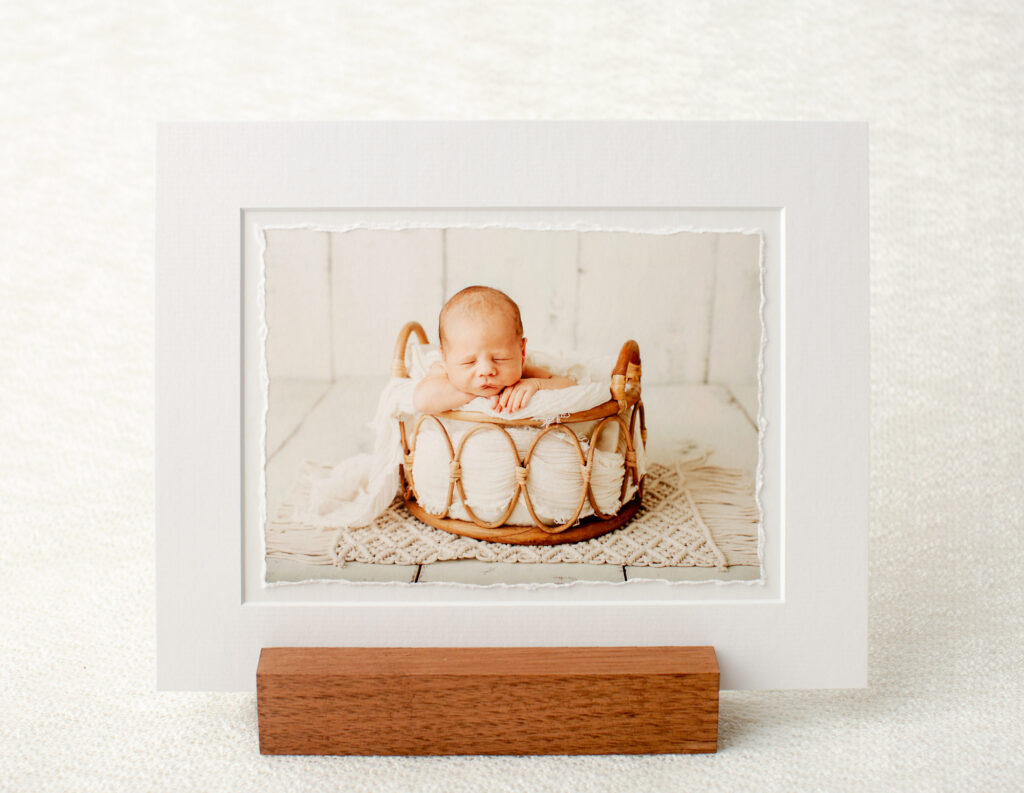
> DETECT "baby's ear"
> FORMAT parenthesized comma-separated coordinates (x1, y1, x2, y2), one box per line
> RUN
(520, 337, 527, 358)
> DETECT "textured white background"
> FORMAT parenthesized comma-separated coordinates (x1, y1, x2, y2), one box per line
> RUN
(2, 2, 1022, 791)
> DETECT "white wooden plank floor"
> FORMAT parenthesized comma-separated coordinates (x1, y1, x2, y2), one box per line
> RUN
(264, 378, 761, 585)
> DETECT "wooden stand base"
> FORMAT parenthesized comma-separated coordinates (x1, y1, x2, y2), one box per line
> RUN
(257, 646, 719, 755)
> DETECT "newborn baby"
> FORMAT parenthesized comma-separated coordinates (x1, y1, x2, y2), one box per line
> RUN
(413, 286, 575, 414)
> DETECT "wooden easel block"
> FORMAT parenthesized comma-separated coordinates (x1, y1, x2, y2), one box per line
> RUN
(257, 646, 719, 755)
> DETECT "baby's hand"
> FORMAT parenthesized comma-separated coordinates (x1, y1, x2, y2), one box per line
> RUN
(492, 378, 542, 413)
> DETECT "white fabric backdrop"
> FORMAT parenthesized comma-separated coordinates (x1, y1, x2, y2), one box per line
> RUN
(2, 2, 1021, 790)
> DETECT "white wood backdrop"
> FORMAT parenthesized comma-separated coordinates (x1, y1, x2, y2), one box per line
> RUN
(263, 227, 762, 386)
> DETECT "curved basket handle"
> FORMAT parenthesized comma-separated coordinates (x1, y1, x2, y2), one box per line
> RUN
(392, 321, 429, 378)
(610, 339, 642, 408)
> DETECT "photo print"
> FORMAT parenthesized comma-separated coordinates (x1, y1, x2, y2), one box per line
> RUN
(260, 224, 764, 586)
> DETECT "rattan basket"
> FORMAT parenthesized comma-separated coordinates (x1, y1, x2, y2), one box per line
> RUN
(392, 321, 646, 545)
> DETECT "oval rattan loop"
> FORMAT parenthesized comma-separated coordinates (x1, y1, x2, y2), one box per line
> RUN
(629, 401, 647, 448)
(626, 401, 645, 496)
(407, 413, 457, 518)
(521, 424, 589, 533)
(584, 415, 635, 520)
(451, 423, 523, 529)
(398, 420, 412, 499)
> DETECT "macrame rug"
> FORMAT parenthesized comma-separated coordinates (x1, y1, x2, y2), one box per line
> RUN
(266, 459, 760, 569)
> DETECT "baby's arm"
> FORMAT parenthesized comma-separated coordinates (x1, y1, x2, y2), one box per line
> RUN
(413, 362, 476, 414)
(493, 364, 576, 413)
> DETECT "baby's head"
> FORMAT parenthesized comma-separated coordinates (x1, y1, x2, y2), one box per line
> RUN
(439, 286, 526, 398)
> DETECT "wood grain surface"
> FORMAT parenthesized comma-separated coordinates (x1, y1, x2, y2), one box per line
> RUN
(257, 646, 719, 755)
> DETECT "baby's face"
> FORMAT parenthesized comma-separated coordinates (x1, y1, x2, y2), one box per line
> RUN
(441, 311, 525, 398)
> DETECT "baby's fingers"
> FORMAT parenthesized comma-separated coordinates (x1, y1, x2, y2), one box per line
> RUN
(497, 387, 514, 413)
(512, 389, 528, 412)
(497, 386, 514, 412)
(512, 385, 538, 413)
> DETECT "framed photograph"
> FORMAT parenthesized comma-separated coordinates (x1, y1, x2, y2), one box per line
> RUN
(156, 121, 868, 691)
